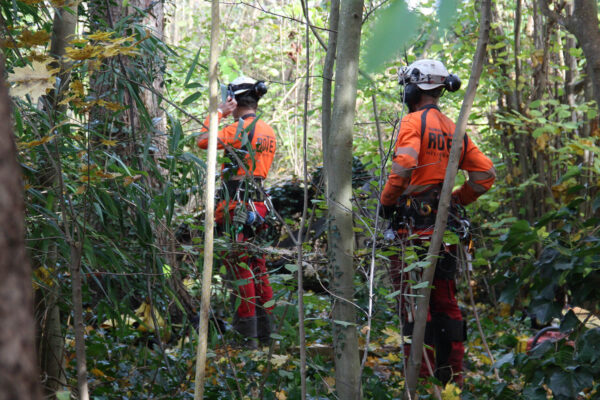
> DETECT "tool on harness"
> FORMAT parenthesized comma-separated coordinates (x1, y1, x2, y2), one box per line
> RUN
(221, 113, 259, 181)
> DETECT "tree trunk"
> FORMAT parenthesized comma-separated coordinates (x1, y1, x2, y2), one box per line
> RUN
(0, 57, 42, 400)
(326, 1, 363, 399)
(321, 0, 340, 171)
(539, 0, 600, 109)
(193, 0, 220, 398)
(35, 5, 78, 396)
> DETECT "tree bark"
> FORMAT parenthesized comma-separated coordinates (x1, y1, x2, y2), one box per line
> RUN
(539, 0, 600, 109)
(0, 57, 42, 400)
(404, 1, 491, 397)
(326, 1, 363, 399)
(321, 0, 340, 172)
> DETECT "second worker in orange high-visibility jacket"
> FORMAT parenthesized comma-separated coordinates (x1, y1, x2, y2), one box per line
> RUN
(380, 104, 495, 208)
(197, 76, 276, 347)
(380, 59, 495, 387)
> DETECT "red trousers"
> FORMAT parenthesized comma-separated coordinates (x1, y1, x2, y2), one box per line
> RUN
(390, 245, 464, 386)
(220, 202, 274, 318)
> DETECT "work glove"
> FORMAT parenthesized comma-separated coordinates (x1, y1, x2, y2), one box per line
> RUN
(379, 204, 396, 220)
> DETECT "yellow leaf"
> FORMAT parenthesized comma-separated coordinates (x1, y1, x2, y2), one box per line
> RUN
(65, 45, 101, 61)
(103, 101, 123, 111)
(499, 302, 511, 317)
(101, 139, 118, 147)
(70, 80, 84, 96)
(275, 390, 287, 400)
(270, 354, 289, 368)
(7, 60, 57, 100)
(516, 335, 529, 353)
(87, 31, 114, 41)
(382, 327, 404, 347)
(323, 376, 335, 393)
(536, 133, 548, 150)
(441, 383, 461, 400)
(18, 29, 50, 47)
(124, 175, 142, 186)
(69, 38, 88, 46)
(90, 368, 105, 378)
(33, 266, 54, 289)
(18, 134, 54, 149)
(75, 185, 86, 195)
(95, 170, 121, 179)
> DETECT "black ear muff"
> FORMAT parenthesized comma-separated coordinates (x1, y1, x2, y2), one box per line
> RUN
(254, 81, 268, 98)
(403, 83, 421, 111)
(444, 74, 461, 92)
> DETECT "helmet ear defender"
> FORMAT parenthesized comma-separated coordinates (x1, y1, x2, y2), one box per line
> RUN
(254, 81, 268, 97)
(444, 74, 461, 92)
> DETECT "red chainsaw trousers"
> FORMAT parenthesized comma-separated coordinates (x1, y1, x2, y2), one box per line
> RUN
(390, 246, 464, 386)
(220, 202, 274, 318)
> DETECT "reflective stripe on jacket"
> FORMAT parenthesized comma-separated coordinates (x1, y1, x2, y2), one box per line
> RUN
(197, 111, 277, 179)
(381, 105, 495, 206)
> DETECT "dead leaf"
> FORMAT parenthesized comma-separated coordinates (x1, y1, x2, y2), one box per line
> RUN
(65, 44, 101, 61)
(275, 390, 287, 400)
(7, 60, 57, 100)
(270, 354, 289, 368)
(18, 29, 50, 47)
(87, 31, 114, 41)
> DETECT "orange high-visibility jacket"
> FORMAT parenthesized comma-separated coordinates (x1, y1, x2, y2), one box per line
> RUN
(197, 111, 277, 179)
(381, 104, 495, 206)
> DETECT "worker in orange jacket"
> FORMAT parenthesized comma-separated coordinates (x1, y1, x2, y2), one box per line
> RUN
(380, 60, 496, 386)
(198, 76, 276, 346)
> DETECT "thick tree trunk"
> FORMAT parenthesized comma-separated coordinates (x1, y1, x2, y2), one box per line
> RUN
(0, 58, 42, 400)
(326, 1, 363, 399)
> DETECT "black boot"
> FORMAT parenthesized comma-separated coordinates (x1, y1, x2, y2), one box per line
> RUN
(256, 307, 272, 346)
(233, 314, 258, 349)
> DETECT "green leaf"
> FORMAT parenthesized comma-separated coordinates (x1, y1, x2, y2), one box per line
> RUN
(411, 281, 431, 290)
(437, 0, 460, 32)
(56, 391, 71, 400)
(284, 263, 298, 273)
(493, 352, 515, 369)
(182, 92, 202, 106)
(184, 47, 202, 86)
(560, 310, 579, 333)
(363, 1, 419, 72)
(333, 320, 357, 327)
(263, 299, 275, 309)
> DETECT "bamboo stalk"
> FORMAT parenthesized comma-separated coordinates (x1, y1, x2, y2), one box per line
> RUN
(193, 0, 219, 398)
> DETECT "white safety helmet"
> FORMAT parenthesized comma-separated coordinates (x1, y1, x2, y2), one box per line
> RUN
(228, 76, 268, 99)
(230, 76, 257, 95)
(398, 59, 460, 92)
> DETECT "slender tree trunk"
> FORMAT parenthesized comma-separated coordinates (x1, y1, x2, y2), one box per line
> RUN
(193, 1, 219, 398)
(326, 1, 363, 399)
(404, 1, 491, 397)
(35, 4, 78, 397)
(0, 57, 42, 400)
(321, 0, 340, 172)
